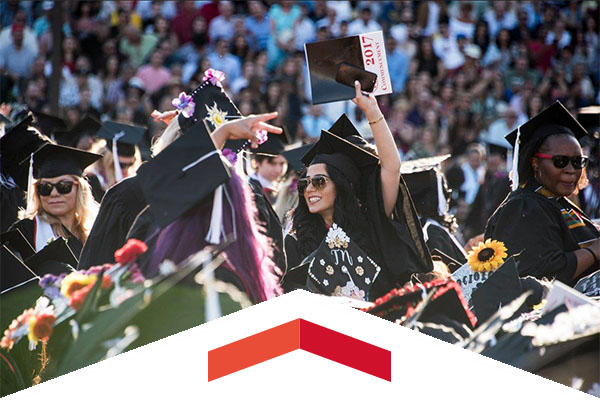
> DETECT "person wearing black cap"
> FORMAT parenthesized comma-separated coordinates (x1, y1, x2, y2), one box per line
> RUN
(485, 101, 600, 286)
(8, 143, 102, 258)
(285, 82, 433, 299)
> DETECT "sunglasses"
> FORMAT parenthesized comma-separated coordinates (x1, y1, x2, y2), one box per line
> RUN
(119, 161, 134, 169)
(36, 180, 77, 196)
(535, 153, 589, 170)
(298, 174, 329, 194)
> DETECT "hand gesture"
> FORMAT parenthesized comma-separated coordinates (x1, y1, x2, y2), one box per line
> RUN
(351, 81, 380, 120)
(223, 112, 283, 148)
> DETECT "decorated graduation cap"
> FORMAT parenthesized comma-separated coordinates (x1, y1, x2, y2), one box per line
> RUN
(0, 113, 51, 189)
(0, 229, 35, 260)
(31, 111, 68, 138)
(282, 143, 313, 173)
(401, 155, 451, 217)
(53, 113, 102, 147)
(24, 237, 77, 276)
(505, 100, 589, 190)
(305, 223, 381, 301)
(136, 120, 230, 231)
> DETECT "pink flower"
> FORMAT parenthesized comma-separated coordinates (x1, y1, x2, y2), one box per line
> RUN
(222, 148, 238, 164)
(257, 129, 268, 145)
(171, 92, 195, 118)
(203, 68, 226, 87)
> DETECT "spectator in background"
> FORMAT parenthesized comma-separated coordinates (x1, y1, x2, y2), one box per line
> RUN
(293, 3, 316, 50)
(0, 9, 38, 54)
(136, 49, 171, 95)
(449, 1, 475, 40)
(0, 23, 37, 80)
(267, 2, 301, 71)
(386, 37, 410, 92)
(119, 24, 158, 68)
(433, 17, 464, 71)
(246, 1, 271, 51)
(484, 1, 517, 38)
(171, 2, 201, 45)
(209, 1, 236, 44)
(481, 106, 524, 148)
(347, 6, 381, 36)
(316, 6, 340, 37)
(459, 143, 486, 205)
(207, 38, 241, 83)
(301, 104, 331, 141)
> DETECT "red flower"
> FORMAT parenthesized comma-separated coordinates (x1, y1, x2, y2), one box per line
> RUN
(101, 275, 113, 289)
(114, 239, 148, 265)
(32, 314, 56, 341)
(69, 284, 93, 311)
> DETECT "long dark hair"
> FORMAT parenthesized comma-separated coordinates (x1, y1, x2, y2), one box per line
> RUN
(518, 126, 577, 185)
(291, 163, 370, 261)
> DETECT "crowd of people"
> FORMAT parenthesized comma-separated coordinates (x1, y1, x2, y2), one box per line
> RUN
(1, 0, 600, 393)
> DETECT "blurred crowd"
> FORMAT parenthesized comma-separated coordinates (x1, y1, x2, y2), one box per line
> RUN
(1, 0, 598, 243)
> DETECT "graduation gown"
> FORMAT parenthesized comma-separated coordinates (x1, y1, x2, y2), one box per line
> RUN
(78, 176, 147, 268)
(485, 179, 600, 285)
(86, 173, 106, 203)
(422, 218, 467, 269)
(8, 218, 83, 258)
(248, 177, 286, 274)
(0, 185, 25, 232)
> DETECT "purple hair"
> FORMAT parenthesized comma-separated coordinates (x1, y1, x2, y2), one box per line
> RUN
(148, 169, 282, 303)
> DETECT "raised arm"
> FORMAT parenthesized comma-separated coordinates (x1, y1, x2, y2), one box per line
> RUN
(351, 81, 401, 217)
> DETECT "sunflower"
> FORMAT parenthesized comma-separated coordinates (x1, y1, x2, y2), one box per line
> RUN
(466, 239, 508, 272)
(204, 102, 228, 128)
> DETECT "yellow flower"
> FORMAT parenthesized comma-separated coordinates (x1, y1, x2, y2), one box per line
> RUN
(204, 103, 228, 128)
(60, 272, 97, 298)
(467, 239, 508, 272)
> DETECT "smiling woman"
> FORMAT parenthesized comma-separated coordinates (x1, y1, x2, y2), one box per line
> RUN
(485, 101, 600, 285)
(9, 144, 102, 257)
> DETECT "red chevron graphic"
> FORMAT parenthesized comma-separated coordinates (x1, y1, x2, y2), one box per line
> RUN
(208, 318, 391, 381)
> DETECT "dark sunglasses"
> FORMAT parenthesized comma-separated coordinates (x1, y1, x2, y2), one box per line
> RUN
(119, 161, 134, 169)
(298, 174, 329, 194)
(535, 153, 589, 170)
(36, 180, 77, 196)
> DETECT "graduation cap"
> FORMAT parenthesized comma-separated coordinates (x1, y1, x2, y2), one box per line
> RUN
(136, 120, 230, 229)
(23, 237, 77, 276)
(505, 101, 590, 190)
(0, 113, 51, 189)
(305, 223, 381, 301)
(470, 257, 524, 323)
(22, 143, 102, 179)
(252, 131, 290, 157)
(577, 105, 600, 131)
(31, 111, 68, 138)
(1, 245, 37, 292)
(301, 114, 364, 163)
(281, 144, 313, 173)
(0, 229, 35, 260)
(53, 113, 102, 147)
(401, 155, 451, 217)
(97, 120, 145, 157)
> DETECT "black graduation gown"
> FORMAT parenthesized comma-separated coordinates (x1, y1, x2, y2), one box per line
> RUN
(85, 173, 106, 204)
(248, 178, 286, 274)
(0, 185, 25, 232)
(485, 180, 600, 285)
(423, 219, 467, 269)
(78, 176, 147, 268)
(8, 218, 83, 259)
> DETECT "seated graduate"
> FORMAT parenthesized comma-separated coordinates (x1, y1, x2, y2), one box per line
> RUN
(136, 108, 284, 303)
(8, 143, 102, 258)
(485, 101, 600, 285)
(284, 82, 433, 300)
(1, 114, 51, 232)
(402, 155, 467, 271)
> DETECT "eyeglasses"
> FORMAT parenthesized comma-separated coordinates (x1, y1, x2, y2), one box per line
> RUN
(297, 174, 330, 194)
(36, 180, 77, 196)
(535, 153, 589, 170)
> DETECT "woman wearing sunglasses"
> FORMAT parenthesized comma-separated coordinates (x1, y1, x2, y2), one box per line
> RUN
(284, 82, 433, 298)
(9, 143, 101, 257)
(485, 101, 599, 285)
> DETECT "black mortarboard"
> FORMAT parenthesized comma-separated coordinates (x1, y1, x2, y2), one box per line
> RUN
(302, 114, 364, 163)
(31, 111, 68, 138)
(136, 121, 230, 229)
(281, 144, 313, 173)
(22, 143, 102, 179)
(97, 120, 145, 157)
(505, 101, 590, 190)
(470, 257, 524, 323)
(53, 113, 102, 147)
(305, 224, 381, 301)
(301, 130, 378, 187)
(1, 245, 36, 291)
(23, 237, 77, 276)
(486, 143, 510, 160)
(252, 132, 290, 157)
(401, 155, 451, 217)
(178, 80, 240, 132)
(0, 113, 51, 189)
(0, 113, 10, 124)
(576, 105, 600, 130)
(0, 229, 35, 260)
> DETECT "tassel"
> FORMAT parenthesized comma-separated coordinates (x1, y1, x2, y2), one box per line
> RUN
(26, 154, 35, 214)
(112, 132, 125, 183)
(203, 259, 222, 321)
(511, 125, 522, 191)
(436, 171, 447, 216)
(205, 185, 223, 244)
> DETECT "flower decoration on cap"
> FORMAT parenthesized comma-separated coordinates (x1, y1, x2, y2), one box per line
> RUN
(257, 129, 268, 145)
(172, 92, 195, 119)
(205, 102, 228, 128)
(222, 148, 238, 164)
(467, 239, 507, 272)
(203, 68, 226, 88)
(326, 223, 350, 249)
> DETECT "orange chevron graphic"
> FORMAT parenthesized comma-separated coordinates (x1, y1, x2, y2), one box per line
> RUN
(208, 318, 391, 381)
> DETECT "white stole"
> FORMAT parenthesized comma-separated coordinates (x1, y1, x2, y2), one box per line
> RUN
(34, 216, 57, 251)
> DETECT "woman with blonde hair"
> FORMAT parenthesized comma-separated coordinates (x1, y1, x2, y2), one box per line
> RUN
(10, 143, 102, 257)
